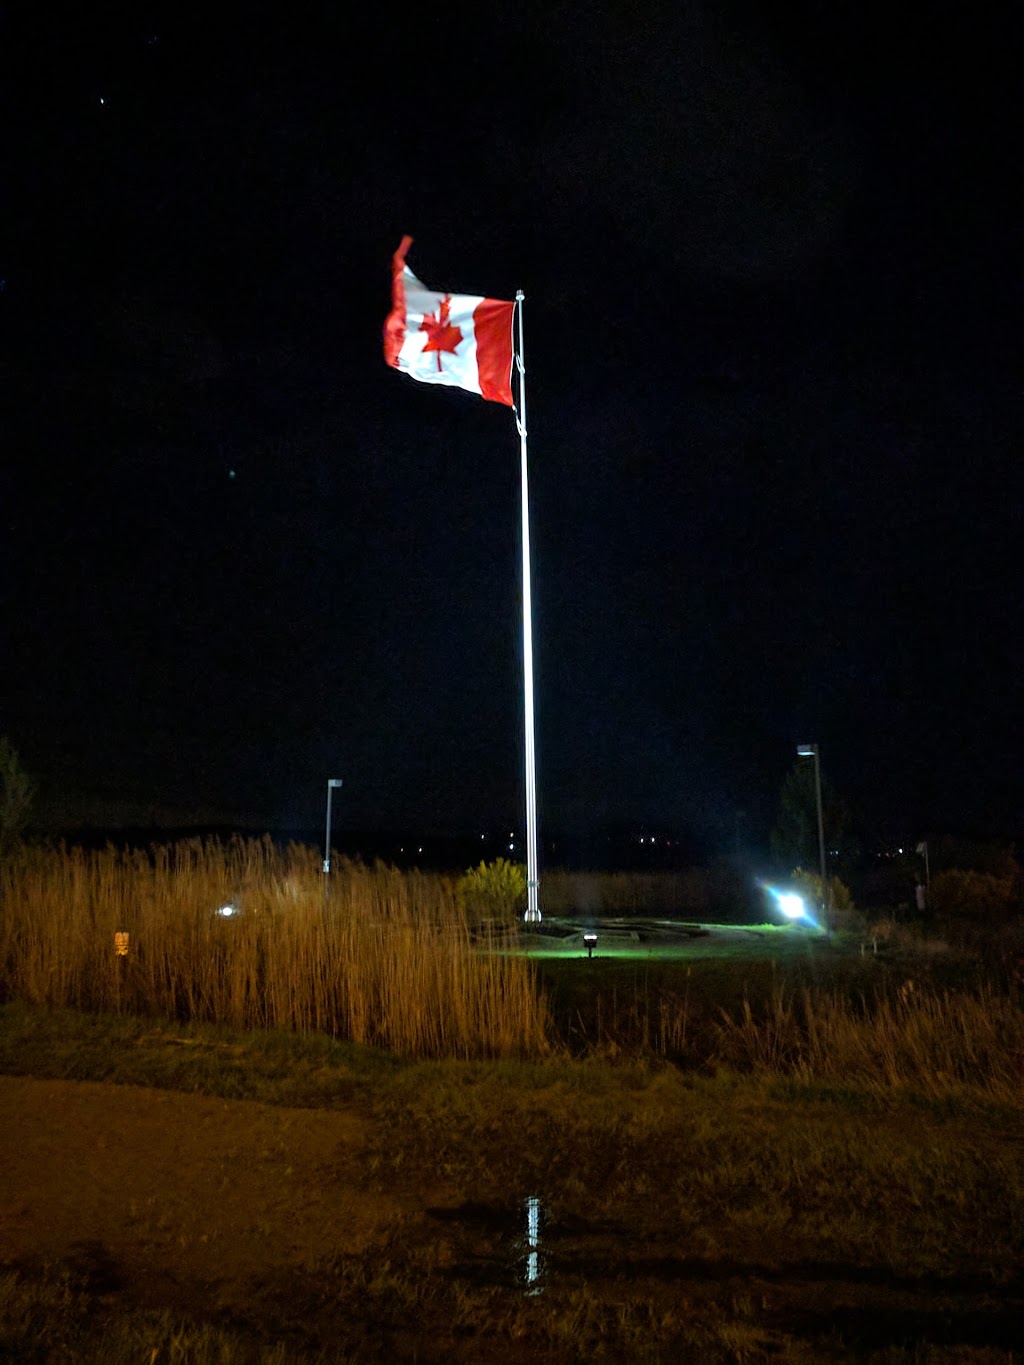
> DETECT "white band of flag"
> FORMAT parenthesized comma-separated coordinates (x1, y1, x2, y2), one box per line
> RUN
(383, 236, 515, 406)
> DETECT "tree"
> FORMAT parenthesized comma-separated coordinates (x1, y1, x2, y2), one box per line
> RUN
(791, 866, 855, 915)
(456, 858, 526, 924)
(770, 759, 853, 872)
(0, 737, 35, 858)
(929, 869, 1016, 922)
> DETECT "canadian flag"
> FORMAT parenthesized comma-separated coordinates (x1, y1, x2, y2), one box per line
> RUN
(383, 236, 515, 406)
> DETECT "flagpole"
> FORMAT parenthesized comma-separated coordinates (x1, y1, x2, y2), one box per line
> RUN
(515, 289, 541, 923)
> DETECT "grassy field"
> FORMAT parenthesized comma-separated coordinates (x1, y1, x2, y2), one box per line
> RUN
(1, 841, 1022, 1360)
(2, 1004, 1022, 1363)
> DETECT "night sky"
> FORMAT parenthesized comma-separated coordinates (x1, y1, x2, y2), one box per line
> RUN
(3, 3, 1020, 851)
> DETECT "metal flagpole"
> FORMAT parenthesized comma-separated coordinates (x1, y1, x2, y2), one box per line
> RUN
(515, 289, 541, 922)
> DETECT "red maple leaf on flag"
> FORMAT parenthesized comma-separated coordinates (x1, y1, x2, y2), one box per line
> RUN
(419, 295, 463, 371)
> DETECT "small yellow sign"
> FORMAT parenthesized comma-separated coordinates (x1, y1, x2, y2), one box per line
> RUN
(114, 931, 130, 957)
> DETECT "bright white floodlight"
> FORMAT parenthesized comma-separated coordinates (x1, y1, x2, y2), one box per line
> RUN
(217, 904, 237, 918)
(777, 893, 805, 920)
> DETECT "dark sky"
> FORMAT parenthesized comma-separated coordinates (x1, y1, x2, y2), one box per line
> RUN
(3, 2, 1020, 848)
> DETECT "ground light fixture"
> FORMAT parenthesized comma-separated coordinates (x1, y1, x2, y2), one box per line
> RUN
(776, 892, 806, 920)
(583, 932, 598, 959)
(323, 777, 343, 874)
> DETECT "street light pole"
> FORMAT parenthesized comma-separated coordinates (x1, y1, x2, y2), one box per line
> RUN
(917, 840, 930, 888)
(323, 778, 343, 874)
(797, 744, 828, 934)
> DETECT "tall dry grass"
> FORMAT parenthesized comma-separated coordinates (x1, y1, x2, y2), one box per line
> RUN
(0, 838, 550, 1059)
(540, 866, 748, 918)
(709, 985, 1024, 1104)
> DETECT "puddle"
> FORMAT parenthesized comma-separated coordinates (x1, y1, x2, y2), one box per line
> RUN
(427, 1196, 548, 1294)
(522, 1195, 542, 1294)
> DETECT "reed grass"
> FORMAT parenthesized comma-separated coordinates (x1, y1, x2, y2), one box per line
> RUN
(0, 838, 549, 1059)
(540, 865, 747, 918)
(709, 983, 1024, 1103)
(3, 840, 1021, 1099)
(543, 960, 1023, 1106)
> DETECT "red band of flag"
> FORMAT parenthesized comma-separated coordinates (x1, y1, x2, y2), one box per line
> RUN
(383, 237, 515, 406)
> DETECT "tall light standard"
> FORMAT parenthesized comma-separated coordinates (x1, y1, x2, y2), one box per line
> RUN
(323, 778, 343, 874)
(915, 840, 931, 912)
(916, 840, 930, 888)
(797, 744, 828, 934)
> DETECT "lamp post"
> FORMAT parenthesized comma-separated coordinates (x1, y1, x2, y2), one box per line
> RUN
(916, 840, 930, 888)
(915, 840, 930, 912)
(797, 743, 828, 934)
(323, 778, 343, 874)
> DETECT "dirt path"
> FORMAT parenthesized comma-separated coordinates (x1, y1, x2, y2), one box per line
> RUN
(3, 1075, 1022, 1360)
(1, 1076, 427, 1303)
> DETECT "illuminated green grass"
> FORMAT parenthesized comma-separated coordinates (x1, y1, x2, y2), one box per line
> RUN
(503, 917, 822, 961)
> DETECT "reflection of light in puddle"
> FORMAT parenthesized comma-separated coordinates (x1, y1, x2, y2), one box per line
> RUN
(523, 1195, 543, 1293)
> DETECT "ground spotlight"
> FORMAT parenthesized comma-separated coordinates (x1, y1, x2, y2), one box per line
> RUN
(583, 931, 597, 959)
(776, 893, 805, 921)
(217, 904, 238, 918)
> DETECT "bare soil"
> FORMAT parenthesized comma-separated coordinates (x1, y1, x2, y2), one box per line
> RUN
(0, 1075, 436, 1311)
(2, 1074, 1021, 1362)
